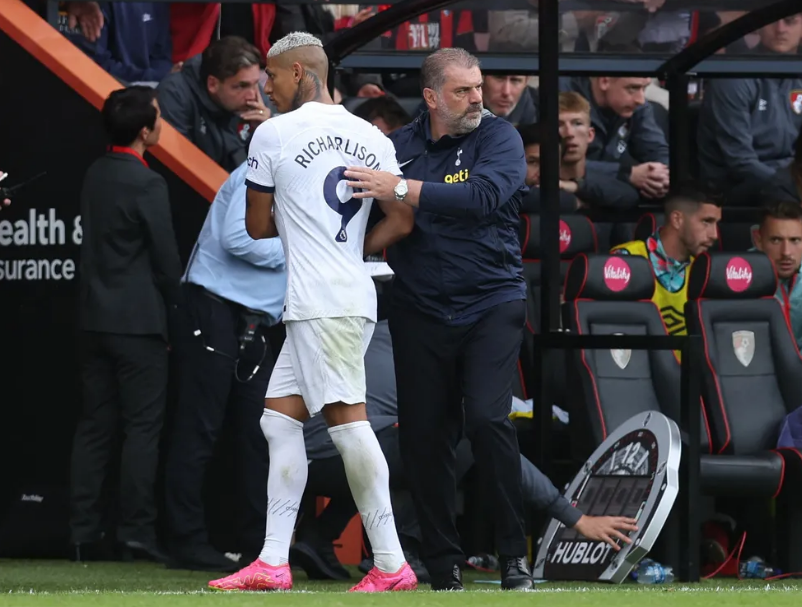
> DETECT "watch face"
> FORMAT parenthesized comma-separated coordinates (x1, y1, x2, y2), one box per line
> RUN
(396, 182, 408, 195)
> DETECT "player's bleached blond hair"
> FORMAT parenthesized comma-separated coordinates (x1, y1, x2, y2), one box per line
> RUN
(267, 32, 324, 58)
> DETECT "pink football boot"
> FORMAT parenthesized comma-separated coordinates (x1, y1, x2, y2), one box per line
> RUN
(349, 562, 418, 592)
(208, 559, 293, 591)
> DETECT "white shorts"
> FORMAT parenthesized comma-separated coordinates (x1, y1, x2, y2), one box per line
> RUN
(266, 317, 376, 416)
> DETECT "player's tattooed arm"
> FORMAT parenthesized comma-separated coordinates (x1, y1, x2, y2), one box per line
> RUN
(245, 188, 278, 239)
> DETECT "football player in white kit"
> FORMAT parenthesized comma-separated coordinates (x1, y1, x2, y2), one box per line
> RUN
(208, 32, 418, 593)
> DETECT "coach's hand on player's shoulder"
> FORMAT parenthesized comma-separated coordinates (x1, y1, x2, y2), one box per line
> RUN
(573, 515, 638, 550)
(241, 98, 271, 125)
(345, 167, 401, 201)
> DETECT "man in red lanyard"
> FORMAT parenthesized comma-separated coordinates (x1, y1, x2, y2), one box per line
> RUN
(753, 200, 802, 349)
(69, 86, 182, 563)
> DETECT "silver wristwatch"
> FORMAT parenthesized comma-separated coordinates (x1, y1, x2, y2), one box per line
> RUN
(394, 179, 409, 201)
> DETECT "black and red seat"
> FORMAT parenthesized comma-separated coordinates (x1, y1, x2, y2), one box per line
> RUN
(563, 251, 802, 571)
(517, 214, 597, 402)
(562, 253, 713, 460)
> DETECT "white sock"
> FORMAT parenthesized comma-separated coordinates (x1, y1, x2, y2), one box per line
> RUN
(328, 421, 405, 574)
(258, 409, 307, 567)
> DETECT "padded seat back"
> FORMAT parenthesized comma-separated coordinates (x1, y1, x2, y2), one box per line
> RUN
(519, 214, 597, 334)
(564, 254, 712, 458)
(518, 215, 597, 403)
(686, 252, 802, 455)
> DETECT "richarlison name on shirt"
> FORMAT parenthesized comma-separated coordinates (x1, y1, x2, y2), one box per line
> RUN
(293, 136, 383, 170)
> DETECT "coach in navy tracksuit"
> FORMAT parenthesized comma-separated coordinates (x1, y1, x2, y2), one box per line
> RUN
(344, 48, 532, 591)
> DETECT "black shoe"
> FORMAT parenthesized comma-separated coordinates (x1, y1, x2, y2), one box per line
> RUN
(430, 564, 464, 591)
(358, 557, 373, 574)
(119, 540, 170, 564)
(404, 550, 431, 585)
(289, 540, 351, 581)
(70, 540, 116, 562)
(168, 543, 240, 572)
(500, 556, 534, 590)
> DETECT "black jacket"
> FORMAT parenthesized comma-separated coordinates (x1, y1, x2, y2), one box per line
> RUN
(157, 56, 252, 172)
(387, 110, 527, 324)
(79, 151, 182, 339)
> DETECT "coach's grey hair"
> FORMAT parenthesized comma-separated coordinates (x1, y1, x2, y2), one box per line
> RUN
(267, 32, 324, 58)
(420, 48, 481, 93)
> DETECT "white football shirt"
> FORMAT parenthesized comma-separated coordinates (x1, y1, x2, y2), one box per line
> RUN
(245, 102, 401, 323)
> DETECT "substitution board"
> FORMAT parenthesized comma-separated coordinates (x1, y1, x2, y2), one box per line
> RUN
(532, 411, 681, 583)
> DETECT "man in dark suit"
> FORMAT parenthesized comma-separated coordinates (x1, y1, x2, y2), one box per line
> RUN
(69, 86, 182, 562)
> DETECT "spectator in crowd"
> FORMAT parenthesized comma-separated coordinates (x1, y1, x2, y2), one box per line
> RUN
(163, 161, 286, 572)
(761, 127, 802, 204)
(62, 2, 177, 85)
(483, 75, 538, 126)
(157, 36, 271, 172)
(557, 92, 642, 210)
(518, 123, 541, 188)
(612, 184, 722, 336)
(560, 75, 670, 200)
(352, 47, 534, 590)
(293, 320, 638, 582)
(517, 93, 641, 213)
(698, 16, 802, 206)
(353, 96, 412, 135)
(753, 201, 802, 349)
(70, 86, 181, 563)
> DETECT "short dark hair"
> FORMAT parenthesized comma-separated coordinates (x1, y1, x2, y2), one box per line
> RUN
(761, 200, 802, 224)
(101, 86, 158, 147)
(665, 181, 722, 214)
(201, 36, 262, 84)
(353, 96, 411, 131)
(517, 123, 541, 148)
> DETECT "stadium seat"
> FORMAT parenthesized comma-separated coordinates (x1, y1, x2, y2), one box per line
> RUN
(561, 253, 712, 461)
(686, 252, 802, 454)
(517, 214, 597, 402)
(563, 252, 802, 572)
(685, 251, 802, 569)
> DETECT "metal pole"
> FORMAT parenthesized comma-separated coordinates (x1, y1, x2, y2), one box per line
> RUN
(666, 73, 690, 188)
(678, 335, 702, 582)
(536, 0, 561, 476)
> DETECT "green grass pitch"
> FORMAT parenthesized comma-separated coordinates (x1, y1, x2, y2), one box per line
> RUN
(1, 560, 801, 606)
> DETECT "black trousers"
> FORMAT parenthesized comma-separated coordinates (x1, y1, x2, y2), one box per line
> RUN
(301, 426, 477, 551)
(70, 331, 169, 544)
(389, 299, 528, 575)
(163, 284, 274, 553)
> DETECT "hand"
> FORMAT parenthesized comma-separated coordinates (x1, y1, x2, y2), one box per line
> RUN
(241, 98, 271, 125)
(357, 83, 385, 98)
(66, 1, 104, 42)
(573, 515, 639, 550)
(344, 167, 401, 201)
(171, 62, 184, 74)
(630, 162, 669, 199)
(559, 179, 578, 194)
